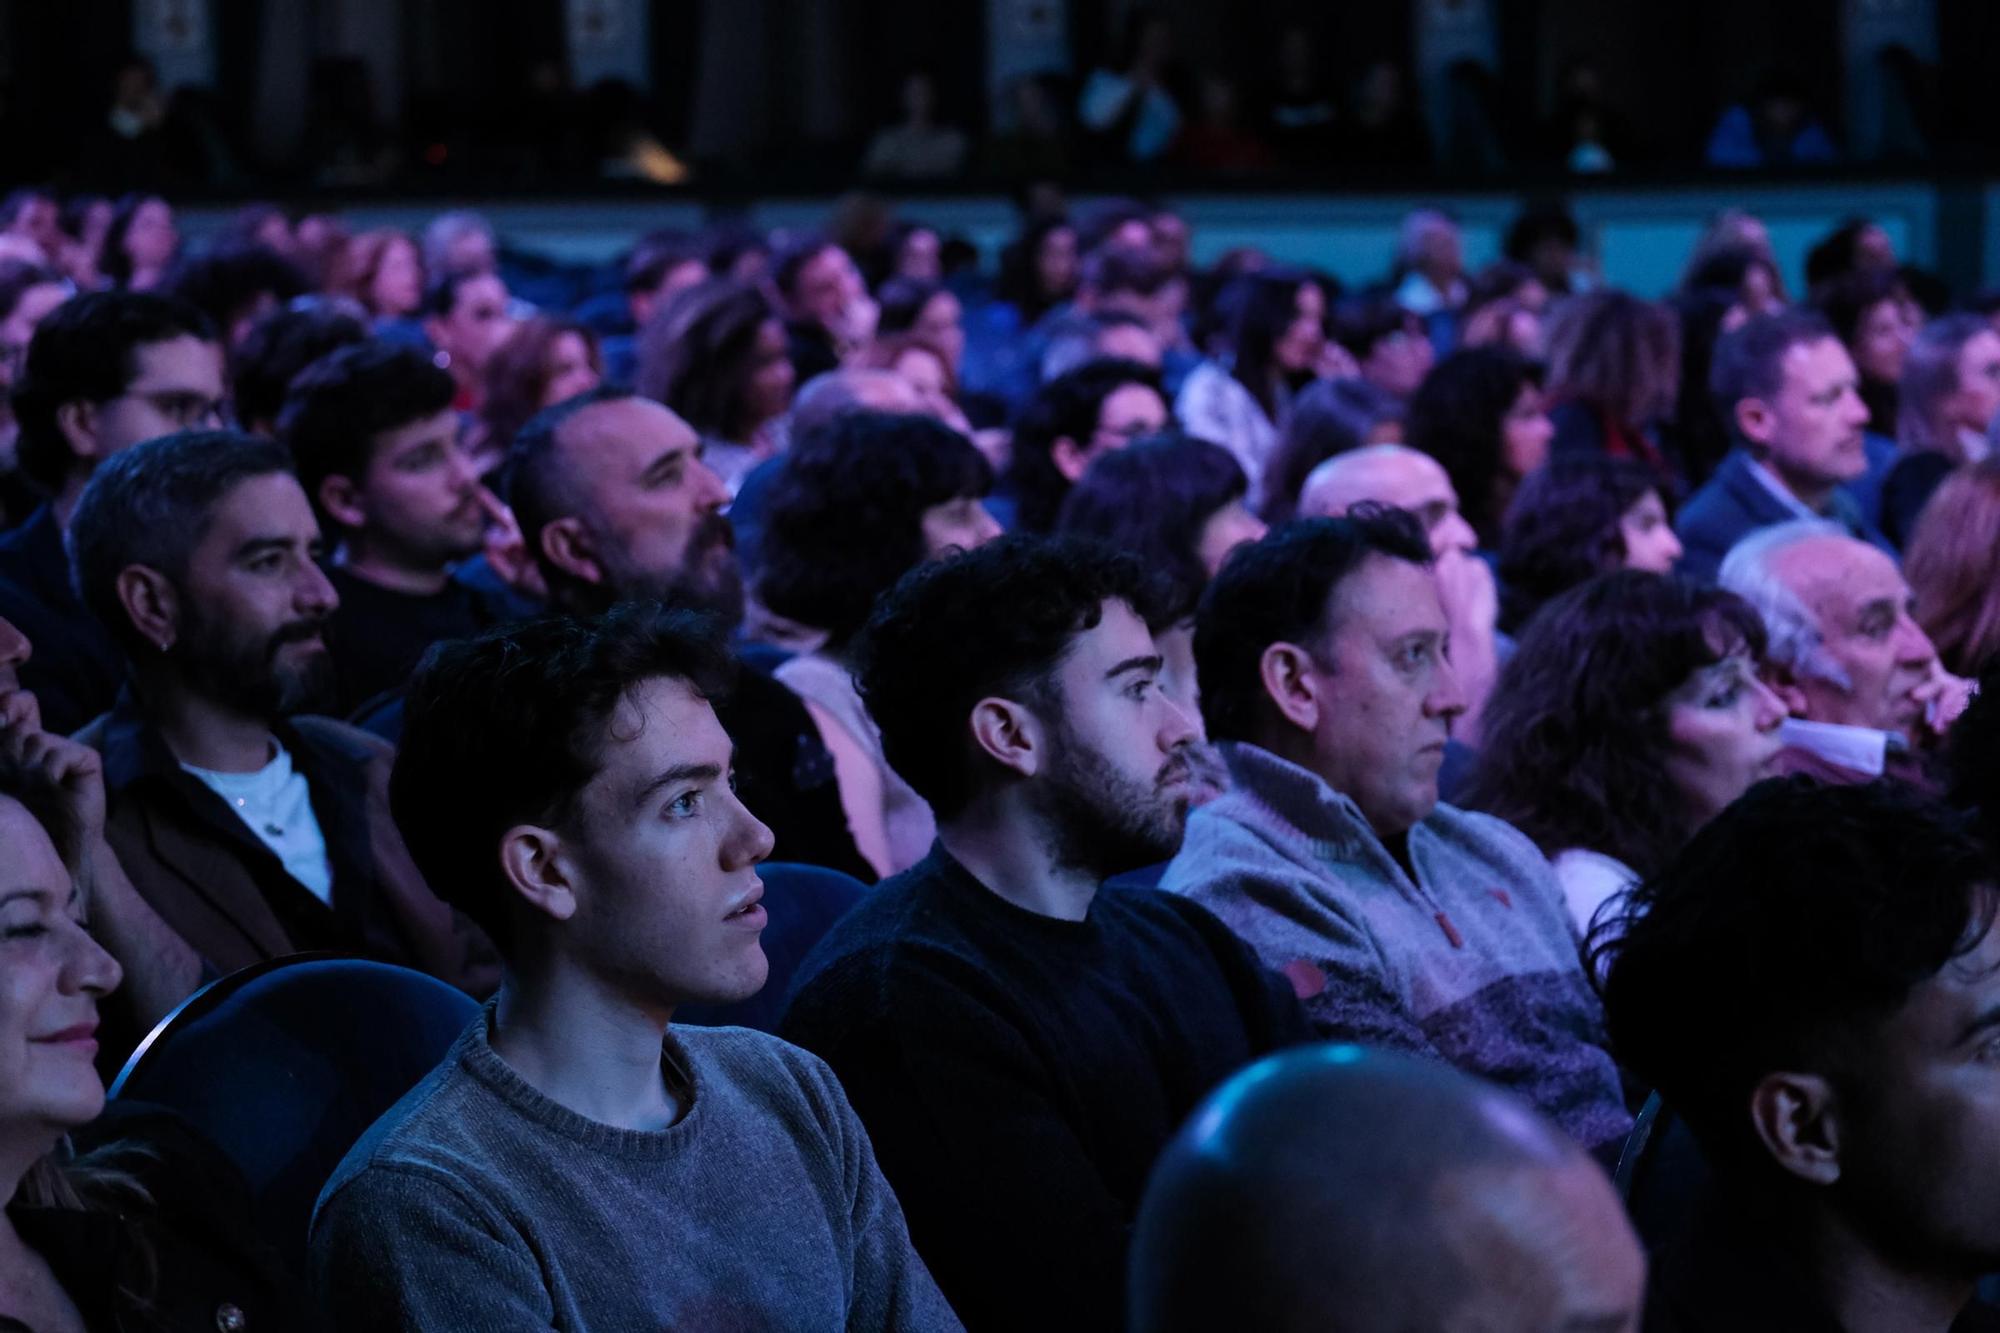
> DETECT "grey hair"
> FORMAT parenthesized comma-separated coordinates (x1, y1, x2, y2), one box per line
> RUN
(67, 430, 296, 655)
(1898, 314, 1990, 460)
(421, 210, 495, 278)
(1717, 518, 1854, 689)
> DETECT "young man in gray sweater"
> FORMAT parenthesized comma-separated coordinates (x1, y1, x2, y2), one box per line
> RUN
(308, 606, 959, 1331)
(1161, 510, 1632, 1153)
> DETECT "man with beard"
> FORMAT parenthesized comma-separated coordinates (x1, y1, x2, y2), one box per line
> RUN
(279, 341, 505, 715)
(64, 431, 499, 1059)
(504, 386, 871, 879)
(779, 535, 1311, 1330)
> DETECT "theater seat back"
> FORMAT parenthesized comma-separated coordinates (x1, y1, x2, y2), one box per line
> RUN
(108, 955, 479, 1272)
(676, 861, 867, 1032)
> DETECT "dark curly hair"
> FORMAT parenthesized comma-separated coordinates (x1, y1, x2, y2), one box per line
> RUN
(1945, 666, 2000, 857)
(390, 604, 735, 962)
(636, 276, 781, 443)
(1057, 428, 1247, 624)
(1592, 777, 1997, 1171)
(1005, 357, 1161, 534)
(855, 533, 1163, 822)
(757, 410, 992, 646)
(1495, 454, 1664, 636)
(1463, 571, 1767, 879)
(227, 303, 370, 435)
(158, 240, 306, 343)
(1193, 510, 1432, 745)
(1405, 345, 1542, 545)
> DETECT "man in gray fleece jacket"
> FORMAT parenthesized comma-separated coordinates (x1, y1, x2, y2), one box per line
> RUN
(309, 607, 958, 1331)
(1162, 512, 1631, 1151)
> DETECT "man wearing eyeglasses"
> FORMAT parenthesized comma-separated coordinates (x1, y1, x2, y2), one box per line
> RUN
(0, 289, 223, 733)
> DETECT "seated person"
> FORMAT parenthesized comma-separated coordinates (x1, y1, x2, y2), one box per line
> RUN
(1129, 1046, 1645, 1333)
(1675, 311, 1887, 581)
(780, 536, 1310, 1330)
(227, 303, 369, 437)
(1496, 454, 1681, 637)
(1596, 778, 2000, 1330)
(1, 290, 222, 734)
(758, 411, 1001, 878)
(0, 759, 325, 1331)
(1162, 512, 1631, 1151)
(310, 606, 957, 1330)
(1056, 427, 1266, 722)
(66, 431, 499, 1039)
(1721, 520, 1972, 785)
(1298, 443, 1500, 740)
(0, 610, 200, 1037)
(1001, 358, 1166, 532)
(1465, 572, 1788, 937)
(278, 341, 502, 715)
(503, 387, 871, 880)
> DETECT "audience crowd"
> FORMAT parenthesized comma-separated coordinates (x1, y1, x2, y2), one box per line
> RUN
(5, 177, 2000, 1332)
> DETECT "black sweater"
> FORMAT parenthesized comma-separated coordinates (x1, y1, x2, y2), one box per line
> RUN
(780, 843, 1310, 1331)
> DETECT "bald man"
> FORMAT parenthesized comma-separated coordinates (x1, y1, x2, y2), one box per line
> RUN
(1130, 1046, 1645, 1333)
(1298, 443, 1500, 741)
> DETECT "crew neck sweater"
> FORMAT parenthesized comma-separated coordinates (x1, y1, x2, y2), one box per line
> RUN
(780, 842, 1310, 1330)
(310, 1006, 960, 1331)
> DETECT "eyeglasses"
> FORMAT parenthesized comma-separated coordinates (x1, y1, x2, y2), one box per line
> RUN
(111, 389, 229, 430)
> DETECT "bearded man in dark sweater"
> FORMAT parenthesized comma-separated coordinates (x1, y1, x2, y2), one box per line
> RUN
(780, 536, 1312, 1331)
(310, 606, 958, 1330)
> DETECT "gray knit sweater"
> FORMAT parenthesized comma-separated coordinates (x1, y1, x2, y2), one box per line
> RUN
(309, 1006, 962, 1331)
(1161, 742, 1632, 1150)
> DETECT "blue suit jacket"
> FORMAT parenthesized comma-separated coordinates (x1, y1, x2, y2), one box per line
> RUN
(1675, 450, 1893, 582)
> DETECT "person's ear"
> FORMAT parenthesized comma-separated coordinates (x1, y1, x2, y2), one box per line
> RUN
(115, 565, 179, 653)
(1735, 396, 1777, 449)
(317, 474, 368, 533)
(54, 399, 101, 464)
(1749, 1071, 1843, 1185)
(498, 824, 580, 925)
(1051, 436, 1091, 484)
(1258, 641, 1323, 734)
(538, 515, 603, 587)
(1761, 660, 1811, 717)
(968, 696, 1045, 781)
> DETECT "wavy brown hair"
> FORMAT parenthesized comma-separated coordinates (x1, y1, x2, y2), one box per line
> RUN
(1465, 571, 1767, 879)
(1906, 458, 2000, 678)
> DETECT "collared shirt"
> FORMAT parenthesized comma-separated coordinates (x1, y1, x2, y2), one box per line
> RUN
(1777, 717, 1896, 779)
(1743, 455, 1824, 521)
(1744, 455, 1876, 541)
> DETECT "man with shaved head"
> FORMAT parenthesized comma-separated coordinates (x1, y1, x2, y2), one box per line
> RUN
(1130, 1046, 1644, 1332)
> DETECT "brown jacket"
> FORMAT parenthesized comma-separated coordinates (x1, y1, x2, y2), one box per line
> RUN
(78, 694, 501, 1006)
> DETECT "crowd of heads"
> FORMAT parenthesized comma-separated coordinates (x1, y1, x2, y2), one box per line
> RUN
(3, 180, 2000, 1332)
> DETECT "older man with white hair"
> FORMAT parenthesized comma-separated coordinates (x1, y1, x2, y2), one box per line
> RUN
(1720, 519, 1973, 785)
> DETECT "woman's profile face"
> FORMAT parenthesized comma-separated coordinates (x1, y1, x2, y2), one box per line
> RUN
(1617, 490, 1682, 574)
(1661, 651, 1789, 830)
(0, 795, 120, 1147)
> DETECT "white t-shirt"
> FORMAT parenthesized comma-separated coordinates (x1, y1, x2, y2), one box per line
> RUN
(1551, 847, 1639, 944)
(182, 739, 333, 904)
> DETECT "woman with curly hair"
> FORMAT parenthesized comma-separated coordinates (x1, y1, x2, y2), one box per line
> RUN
(1464, 571, 1788, 939)
(758, 412, 1001, 877)
(1495, 454, 1682, 636)
(637, 277, 796, 494)
(1405, 345, 1553, 547)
